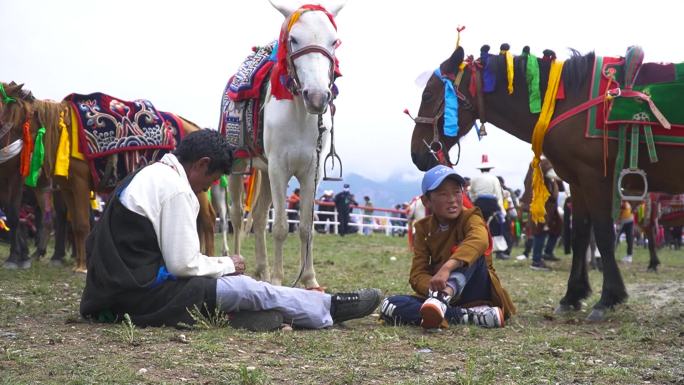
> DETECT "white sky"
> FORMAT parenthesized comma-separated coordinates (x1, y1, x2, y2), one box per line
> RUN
(1, 0, 679, 190)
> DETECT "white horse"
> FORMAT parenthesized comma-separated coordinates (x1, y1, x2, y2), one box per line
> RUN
(210, 182, 230, 255)
(228, 1, 344, 289)
(406, 195, 427, 249)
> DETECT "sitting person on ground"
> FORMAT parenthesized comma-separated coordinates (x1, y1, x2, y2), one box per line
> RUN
(379, 165, 516, 329)
(80, 129, 381, 331)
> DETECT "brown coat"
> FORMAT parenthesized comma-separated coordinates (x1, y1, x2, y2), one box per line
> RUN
(409, 208, 516, 319)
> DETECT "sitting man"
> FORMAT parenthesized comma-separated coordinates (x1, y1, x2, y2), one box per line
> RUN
(80, 129, 381, 331)
(380, 165, 515, 329)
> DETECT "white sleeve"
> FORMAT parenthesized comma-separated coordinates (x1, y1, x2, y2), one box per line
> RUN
(159, 192, 235, 278)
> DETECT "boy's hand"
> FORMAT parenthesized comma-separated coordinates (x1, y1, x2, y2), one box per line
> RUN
(429, 268, 450, 292)
(230, 255, 246, 275)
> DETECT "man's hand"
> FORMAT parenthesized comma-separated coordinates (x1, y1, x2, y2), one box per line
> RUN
(230, 255, 246, 275)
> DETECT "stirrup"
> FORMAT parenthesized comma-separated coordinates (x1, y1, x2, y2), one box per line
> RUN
(323, 151, 343, 181)
(231, 149, 253, 176)
(617, 168, 648, 201)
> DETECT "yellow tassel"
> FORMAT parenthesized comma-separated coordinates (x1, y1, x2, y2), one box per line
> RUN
(244, 169, 259, 212)
(501, 50, 514, 94)
(287, 9, 304, 32)
(90, 191, 99, 210)
(70, 108, 85, 160)
(529, 60, 564, 223)
(54, 111, 70, 177)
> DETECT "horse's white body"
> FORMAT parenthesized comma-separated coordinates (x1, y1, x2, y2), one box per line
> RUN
(228, 1, 344, 288)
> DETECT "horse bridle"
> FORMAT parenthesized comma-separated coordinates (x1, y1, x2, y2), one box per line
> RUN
(285, 43, 336, 96)
(411, 60, 483, 166)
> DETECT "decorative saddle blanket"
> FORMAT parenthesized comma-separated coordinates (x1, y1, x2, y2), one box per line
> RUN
(219, 42, 276, 158)
(65, 93, 183, 189)
(585, 54, 684, 146)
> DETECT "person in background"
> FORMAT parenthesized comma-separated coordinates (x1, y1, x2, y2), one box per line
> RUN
(362, 196, 374, 235)
(287, 188, 301, 233)
(334, 184, 357, 236)
(616, 200, 635, 263)
(469, 155, 509, 260)
(316, 190, 335, 234)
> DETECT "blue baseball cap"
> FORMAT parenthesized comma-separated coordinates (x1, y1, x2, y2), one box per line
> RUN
(421, 165, 466, 194)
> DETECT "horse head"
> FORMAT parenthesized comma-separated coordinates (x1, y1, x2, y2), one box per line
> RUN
(270, 1, 345, 114)
(408, 46, 481, 171)
(0, 82, 35, 141)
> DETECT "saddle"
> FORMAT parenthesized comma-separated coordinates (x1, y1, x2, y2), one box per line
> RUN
(219, 42, 276, 159)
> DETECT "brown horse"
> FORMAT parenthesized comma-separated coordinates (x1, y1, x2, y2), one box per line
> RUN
(0, 82, 217, 272)
(409, 45, 684, 321)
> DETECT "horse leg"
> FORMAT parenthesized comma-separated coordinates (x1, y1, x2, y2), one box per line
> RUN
(31, 188, 50, 260)
(50, 190, 67, 265)
(228, 174, 244, 257)
(3, 165, 28, 269)
(646, 225, 660, 272)
(197, 191, 215, 255)
(556, 185, 592, 313)
(210, 184, 230, 255)
(296, 174, 319, 289)
(268, 170, 289, 287)
(251, 172, 272, 283)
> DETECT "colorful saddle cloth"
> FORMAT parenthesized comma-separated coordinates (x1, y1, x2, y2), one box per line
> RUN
(219, 42, 276, 158)
(65, 93, 183, 189)
(585, 54, 684, 146)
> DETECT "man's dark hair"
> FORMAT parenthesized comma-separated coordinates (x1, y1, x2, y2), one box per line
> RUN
(173, 129, 234, 174)
(294, 188, 301, 194)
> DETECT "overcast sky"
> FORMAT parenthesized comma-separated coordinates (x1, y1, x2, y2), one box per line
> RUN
(1, 0, 679, 190)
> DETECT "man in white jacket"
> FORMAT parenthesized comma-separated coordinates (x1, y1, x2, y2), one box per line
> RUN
(80, 129, 381, 330)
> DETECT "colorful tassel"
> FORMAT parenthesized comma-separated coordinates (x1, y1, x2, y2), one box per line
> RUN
(500, 45, 514, 94)
(20, 119, 33, 177)
(54, 111, 70, 177)
(523, 48, 541, 113)
(24, 126, 46, 187)
(530, 60, 564, 223)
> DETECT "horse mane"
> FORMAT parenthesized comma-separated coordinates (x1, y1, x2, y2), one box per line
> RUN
(486, 48, 596, 95)
(33, 99, 70, 176)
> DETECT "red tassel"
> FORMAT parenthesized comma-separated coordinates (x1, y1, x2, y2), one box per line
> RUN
(20, 119, 33, 177)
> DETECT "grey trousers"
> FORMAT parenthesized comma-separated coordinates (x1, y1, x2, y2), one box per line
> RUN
(216, 275, 333, 329)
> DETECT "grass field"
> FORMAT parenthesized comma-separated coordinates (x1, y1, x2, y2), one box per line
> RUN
(0, 234, 683, 385)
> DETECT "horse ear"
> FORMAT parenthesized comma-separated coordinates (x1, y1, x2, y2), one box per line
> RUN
(440, 46, 464, 75)
(326, 0, 346, 17)
(269, 0, 297, 17)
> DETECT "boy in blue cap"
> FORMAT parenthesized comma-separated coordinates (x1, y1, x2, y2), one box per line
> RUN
(380, 165, 515, 329)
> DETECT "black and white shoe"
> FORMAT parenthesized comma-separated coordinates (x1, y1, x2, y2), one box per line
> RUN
(330, 289, 382, 324)
(461, 305, 504, 328)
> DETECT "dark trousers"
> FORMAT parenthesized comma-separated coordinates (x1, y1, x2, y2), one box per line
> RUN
(532, 232, 558, 263)
(380, 256, 492, 326)
(338, 212, 350, 236)
(474, 197, 503, 237)
(616, 221, 634, 255)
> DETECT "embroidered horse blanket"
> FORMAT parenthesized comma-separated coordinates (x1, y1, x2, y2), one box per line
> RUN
(65, 93, 183, 189)
(219, 42, 275, 158)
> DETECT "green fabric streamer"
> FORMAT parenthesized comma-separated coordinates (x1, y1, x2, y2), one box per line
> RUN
(0, 82, 16, 104)
(220, 174, 228, 188)
(25, 127, 46, 187)
(525, 52, 541, 113)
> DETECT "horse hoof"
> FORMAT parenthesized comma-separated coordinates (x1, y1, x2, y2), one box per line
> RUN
(586, 308, 607, 322)
(19, 260, 31, 269)
(306, 286, 327, 293)
(555, 303, 581, 314)
(49, 259, 65, 267)
(647, 266, 658, 273)
(73, 267, 87, 274)
(3, 261, 19, 270)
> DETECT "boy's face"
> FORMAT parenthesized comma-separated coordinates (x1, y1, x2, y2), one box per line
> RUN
(422, 178, 464, 221)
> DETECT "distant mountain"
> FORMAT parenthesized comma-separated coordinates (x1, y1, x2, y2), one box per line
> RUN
(287, 173, 421, 210)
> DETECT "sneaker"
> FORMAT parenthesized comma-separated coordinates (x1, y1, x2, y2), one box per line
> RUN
(515, 254, 528, 261)
(622, 255, 633, 263)
(330, 288, 382, 324)
(495, 252, 511, 260)
(461, 305, 504, 328)
(530, 260, 551, 271)
(419, 290, 452, 329)
(542, 253, 561, 261)
(228, 310, 284, 332)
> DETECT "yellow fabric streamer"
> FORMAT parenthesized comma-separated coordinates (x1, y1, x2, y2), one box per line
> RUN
(244, 169, 259, 212)
(54, 111, 70, 177)
(70, 108, 85, 160)
(530, 60, 564, 223)
(287, 9, 303, 32)
(501, 50, 514, 94)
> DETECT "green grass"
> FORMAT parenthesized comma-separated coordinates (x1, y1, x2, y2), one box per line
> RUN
(0, 234, 683, 384)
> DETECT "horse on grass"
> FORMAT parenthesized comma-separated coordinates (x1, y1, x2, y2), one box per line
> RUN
(409, 44, 684, 320)
(0, 82, 217, 272)
(222, 1, 344, 289)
